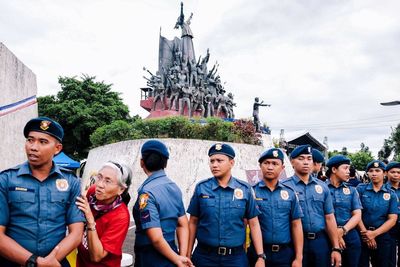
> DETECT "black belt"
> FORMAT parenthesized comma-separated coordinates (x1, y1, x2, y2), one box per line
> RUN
(197, 243, 244, 256)
(304, 231, 325, 240)
(367, 226, 376, 230)
(264, 243, 291, 252)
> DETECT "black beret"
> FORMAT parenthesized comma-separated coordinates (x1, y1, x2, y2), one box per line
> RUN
(365, 160, 385, 172)
(290, 145, 312, 159)
(312, 149, 325, 163)
(326, 155, 351, 168)
(258, 148, 284, 163)
(23, 117, 64, 142)
(386, 161, 400, 172)
(208, 143, 235, 159)
(141, 139, 170, 159)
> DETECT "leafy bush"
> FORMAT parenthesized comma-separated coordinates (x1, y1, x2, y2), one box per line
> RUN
(90, 116, 262, 147)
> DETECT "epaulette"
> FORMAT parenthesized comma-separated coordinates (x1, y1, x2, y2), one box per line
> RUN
(59, 167, 74, 174)
(0, 164, 22, 174)
(234, 178, 251, 189)
(281, 182, 296, 192)
(197, 177, 214, 186)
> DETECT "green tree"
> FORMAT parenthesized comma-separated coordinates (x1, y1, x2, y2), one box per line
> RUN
(348, 151, 374, 171)
(379, 123, 400, 161)
(38, 75, 131, 159)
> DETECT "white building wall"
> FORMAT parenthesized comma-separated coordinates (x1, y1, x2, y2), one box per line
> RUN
(0, 42, 38, 171)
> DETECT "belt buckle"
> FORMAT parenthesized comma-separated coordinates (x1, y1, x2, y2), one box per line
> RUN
(368, 227, 376, 231)
(218, 247, 227, 255)
(272, 245, 280, 252)
(307, 232, 316, 239)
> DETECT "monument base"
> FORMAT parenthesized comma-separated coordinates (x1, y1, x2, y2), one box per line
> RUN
(140, 97, 227, 119)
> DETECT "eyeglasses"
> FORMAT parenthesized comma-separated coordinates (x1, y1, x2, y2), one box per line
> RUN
(95, 175, 119, 186)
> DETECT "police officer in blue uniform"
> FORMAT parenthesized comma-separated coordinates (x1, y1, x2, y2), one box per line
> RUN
(0, 117, 85, 267)
(281, 145, 342, 267)
(187, 143, 265, 267)
(312, 148, 325, 180)
(385, 161, 400, 266)
(133, 139, 193, 267)
(357, 160, 398, 267)
(326, 155, 362, 267)
(248, 148, 304, 267)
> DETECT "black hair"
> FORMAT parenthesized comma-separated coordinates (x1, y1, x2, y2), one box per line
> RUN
(349, 165, 356, 177)
(142, 151, 168, 172)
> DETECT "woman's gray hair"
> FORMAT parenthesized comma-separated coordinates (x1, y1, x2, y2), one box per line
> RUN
(100, 161, 132, 189)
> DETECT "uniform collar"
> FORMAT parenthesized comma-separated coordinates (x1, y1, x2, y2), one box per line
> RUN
(366, 182, 389, 192)
(138, 169, 166, 192)
(211, 176, 236, 190)
(17, 161, 63, 178)
(326, 179, 348, 188)
(292, 174, 317, 185)
(258, 179, 284, 189)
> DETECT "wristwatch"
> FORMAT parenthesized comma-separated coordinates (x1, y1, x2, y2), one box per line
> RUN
(332, 247, 343, 254)
(25, 254, 38, 267)
(257, 253, 267, 260)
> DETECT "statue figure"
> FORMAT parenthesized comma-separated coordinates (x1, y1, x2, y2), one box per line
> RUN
(192, 85, 205, 117)
(179, 86, 193, 116)
(174, 2, 195, 63)
(216, 90, 229, 117)
(253, 97, 271, 132)
(189, 59, 198, 87)
(166, 75, 180, 111)
(152, 75, 166, 111)
(201, 48, 210, 75)
(226, 92, 236, 119)
(174, 48, 182, 65)
(205, 93, 214, 117)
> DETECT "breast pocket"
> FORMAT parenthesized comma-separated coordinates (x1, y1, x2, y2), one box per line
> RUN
(50, 192, 71, 218)
(9, 191, 36, 212)
(230, 199, 246, 218)
(312, 194, 325, 214)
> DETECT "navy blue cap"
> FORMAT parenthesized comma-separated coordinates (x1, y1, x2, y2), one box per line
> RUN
(365, 160, 385, 172)
(312, 149, 325, 163)
(141, 140, 169, 159)
(24, 117, 64, 142)
(386, 161, 400, 172)
(208, 143, 235, 159)
(326, 155, 351, 168)
(258, 148, 284, 163)
(290, 145, 312, 159)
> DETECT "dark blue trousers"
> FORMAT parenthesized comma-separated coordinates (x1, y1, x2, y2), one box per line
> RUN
(358, 232, 395, 267)
(341, 229, 361, 267)
(389, 225, 400, 267)
(303, 232, 331, 267)
(192, 245, 248, 267)
(134, 240, 177, 267)
(247, 243, 294, 267)
(0, 257, 70, 267)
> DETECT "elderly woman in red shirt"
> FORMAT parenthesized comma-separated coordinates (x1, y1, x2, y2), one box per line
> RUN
(76, 161, 132, 267)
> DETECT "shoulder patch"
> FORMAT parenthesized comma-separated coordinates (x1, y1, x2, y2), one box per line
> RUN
(139, 193, 150, 210)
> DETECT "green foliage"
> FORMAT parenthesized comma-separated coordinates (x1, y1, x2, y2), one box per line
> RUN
(379, 123, 400, 161)
(89, 116, 262, 147)
(38, 75, 131, 159)
(329, 143, 374, 170)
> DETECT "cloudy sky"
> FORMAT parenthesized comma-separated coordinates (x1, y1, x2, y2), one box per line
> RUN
(1, 0, 400, 156)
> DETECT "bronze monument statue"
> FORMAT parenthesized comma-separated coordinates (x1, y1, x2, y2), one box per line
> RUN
(253, 97, 270, 132)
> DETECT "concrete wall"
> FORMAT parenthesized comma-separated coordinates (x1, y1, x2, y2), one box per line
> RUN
(0, 42, 38, 171)
(83, 137, 294, 209)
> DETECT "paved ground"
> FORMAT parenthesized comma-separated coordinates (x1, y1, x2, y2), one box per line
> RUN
(121, 221, 136, 267)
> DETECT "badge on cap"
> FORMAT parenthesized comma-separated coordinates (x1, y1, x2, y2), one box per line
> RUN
(280, 190, 289, 200)
(56, 179, 69, 191)
(234, 188, 243, 199)
(273, 150, 279, 157)
(139, 193, 149, 210)
(307, 147, 311, 153)
(374, 162, 379, 168)
(315, 185, 323, 194)
(40, 120, 51, 131)
(343, 188, 350, 195)
(215, 143, 222, 150)
(383, 193, 390, 201)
